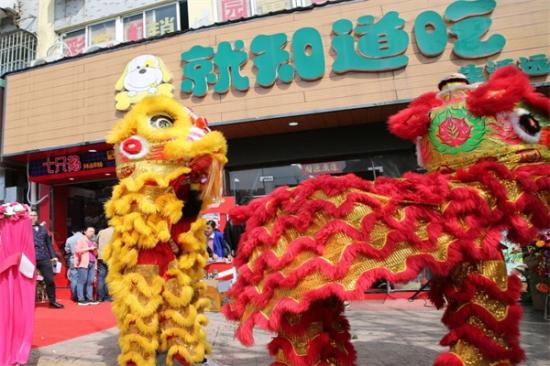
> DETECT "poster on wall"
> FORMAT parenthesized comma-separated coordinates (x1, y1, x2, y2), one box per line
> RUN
(219, 0, 250, 21)
(63, 30, 85, 56)
(188, 0, 217, 29)
(89, 20, 116, 46)
(123, 14, 145, 41)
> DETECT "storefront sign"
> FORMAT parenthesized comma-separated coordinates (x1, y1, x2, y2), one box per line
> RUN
(301, 161, 345, 176)
(30, 150, 115, 177)
(458, 54, 550, 83)
(180, 0, 522, 97)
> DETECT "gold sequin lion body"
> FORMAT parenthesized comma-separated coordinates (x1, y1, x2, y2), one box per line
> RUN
(103, 95, 227, 366)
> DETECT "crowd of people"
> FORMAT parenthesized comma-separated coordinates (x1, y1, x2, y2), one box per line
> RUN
(31, 209, 112, 308)
(205, 219, 244, 262)
(31, 208, 243, 308)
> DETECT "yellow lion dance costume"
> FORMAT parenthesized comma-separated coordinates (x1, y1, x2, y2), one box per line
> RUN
(103, 95, 227, 366)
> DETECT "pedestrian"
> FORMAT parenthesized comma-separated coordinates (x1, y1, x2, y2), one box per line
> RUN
(30, 210, 64, 308)
(205, 220, 225, 260)
(75, 226, 99, 305)
(96, 226, 113, 302)
(223, 218, 245, 257)
(64, 226, 83, 301)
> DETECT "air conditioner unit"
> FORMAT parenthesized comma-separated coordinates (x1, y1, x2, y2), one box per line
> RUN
(84, 41, 119, 54)
(31, 58, 47, 66)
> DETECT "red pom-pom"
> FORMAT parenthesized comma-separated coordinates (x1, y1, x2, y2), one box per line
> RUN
(523, 90, 550, 118)
(467, 66, 531, 116)
(388, 92, 442, 141)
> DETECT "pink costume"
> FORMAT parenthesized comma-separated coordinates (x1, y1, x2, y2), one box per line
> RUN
(0, 203, 35, 366)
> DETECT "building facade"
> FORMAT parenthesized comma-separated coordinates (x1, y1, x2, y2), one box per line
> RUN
(1, 0, 549, 263)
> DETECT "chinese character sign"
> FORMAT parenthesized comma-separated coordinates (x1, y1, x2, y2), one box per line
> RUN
(220, 0, 249, 21)
(458, 54, 550, 83)
(41, 155, 81, 175)
(180, 2, 520, 98)
(30, 151, 115, 177)
(332, 12, 409, 73)
(444, 0, 505, 58)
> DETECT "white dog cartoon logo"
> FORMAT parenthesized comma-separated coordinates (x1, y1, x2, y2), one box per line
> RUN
(115, 55, 174, 111)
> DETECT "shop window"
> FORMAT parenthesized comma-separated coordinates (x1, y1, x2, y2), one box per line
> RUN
(253, 0, 295, 15)
(89, 20, 117, 47)
(59, 2, 181, 58)
(145, 3, 179, 37)
(188, 0, 218, 29)
(228, 153, 418, 204)
(63, 29, 86, 56)
(123, 14, 145, 42)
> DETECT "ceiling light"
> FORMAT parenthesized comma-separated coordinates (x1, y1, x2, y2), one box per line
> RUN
(69, 177, 75, 181)
(288, 122, 299, 127)
(88, 149, 97, 152)
(105, 173, 111, 176)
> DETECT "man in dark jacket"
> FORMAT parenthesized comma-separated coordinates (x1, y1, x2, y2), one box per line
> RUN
(223, 218, 245, 257)
(30, 210, 64, 308)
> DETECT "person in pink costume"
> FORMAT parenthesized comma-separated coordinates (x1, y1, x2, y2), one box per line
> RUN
(0, 203, 36, 366)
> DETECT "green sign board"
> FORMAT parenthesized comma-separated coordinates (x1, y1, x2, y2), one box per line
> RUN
(458, 54, 550, 83)
(180, 0, 546, 98)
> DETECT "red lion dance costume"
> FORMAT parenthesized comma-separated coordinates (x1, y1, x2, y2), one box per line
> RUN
(223, 66, 550, 366)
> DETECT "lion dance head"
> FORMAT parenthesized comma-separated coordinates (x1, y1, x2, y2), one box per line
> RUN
(106, 95, 227, 253)
(388, 66, 549, 172)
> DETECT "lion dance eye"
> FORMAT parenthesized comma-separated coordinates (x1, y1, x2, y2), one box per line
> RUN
(518, 113, 541, 135)
(150, 115, 174, 129)
(511, 108, 542, 144)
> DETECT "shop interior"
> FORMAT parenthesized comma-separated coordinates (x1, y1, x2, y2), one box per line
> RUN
(62, 179, 117, 235)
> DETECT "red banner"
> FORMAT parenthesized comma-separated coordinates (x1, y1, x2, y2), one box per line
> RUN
(64, 34, 85, 56)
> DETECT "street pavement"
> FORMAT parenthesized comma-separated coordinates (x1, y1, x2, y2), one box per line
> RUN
(27, 299, 550, 366)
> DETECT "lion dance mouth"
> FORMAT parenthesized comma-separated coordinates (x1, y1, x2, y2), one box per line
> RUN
(103, 96, 227, 366)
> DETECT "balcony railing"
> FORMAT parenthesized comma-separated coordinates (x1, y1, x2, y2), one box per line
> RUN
(0, 29, 37, 76)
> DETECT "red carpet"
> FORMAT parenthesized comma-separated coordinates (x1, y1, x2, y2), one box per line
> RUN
(31, 289, 427, 348)
(32, 288, 116, 348)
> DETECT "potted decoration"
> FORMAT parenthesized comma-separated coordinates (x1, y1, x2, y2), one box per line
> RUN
(525, 230, 550, 311)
